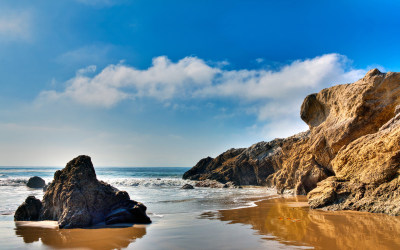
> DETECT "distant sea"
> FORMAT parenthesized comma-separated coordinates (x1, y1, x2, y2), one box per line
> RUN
(0, 166, 276, 220)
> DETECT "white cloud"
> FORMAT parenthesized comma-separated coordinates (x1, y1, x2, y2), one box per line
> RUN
(255, 58, 264, 63)
(39, 56, 219, 107)
(38, 53, 366, 142)
(0, 10, 32, 42)
(39, 54, 366, 122)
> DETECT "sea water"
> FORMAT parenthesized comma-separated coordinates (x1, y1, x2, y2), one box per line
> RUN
(0, 167, 277, 220)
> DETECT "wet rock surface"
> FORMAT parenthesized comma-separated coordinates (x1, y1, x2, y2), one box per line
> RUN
(26, 176, 45, 189)
(14, 196, 42, 221)
(15, 155, 151, 228)
(181, 184, 194, 189)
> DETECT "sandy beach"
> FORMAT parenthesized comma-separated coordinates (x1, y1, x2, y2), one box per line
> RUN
(2, 196, 400, 250)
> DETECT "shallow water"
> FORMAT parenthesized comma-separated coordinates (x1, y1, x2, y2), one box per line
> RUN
(0, 167, 276, 217)
(203, 197, 400, 250)
(1, 167, 399, 249)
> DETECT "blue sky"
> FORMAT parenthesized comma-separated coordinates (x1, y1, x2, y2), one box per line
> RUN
(1, 0, 400, 166)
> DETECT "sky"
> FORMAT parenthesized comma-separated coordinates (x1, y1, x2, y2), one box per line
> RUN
(1, 0, 400, 167)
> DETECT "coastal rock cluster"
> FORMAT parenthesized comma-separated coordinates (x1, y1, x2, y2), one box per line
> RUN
(184, 69, 400, 215)
(15, 155, 151, 228)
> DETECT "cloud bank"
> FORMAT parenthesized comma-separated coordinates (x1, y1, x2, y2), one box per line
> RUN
(39, 54, 365, 124)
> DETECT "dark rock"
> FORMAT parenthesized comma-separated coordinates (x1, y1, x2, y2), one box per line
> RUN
(183, 133, 311, 190)
(26, 176, 45, 189)
(15, 155, 151, 228)
(194, 180, 224, 188)
(14, 196, 42, 221)
(181, 184, 194, 189)
(42, 183, 49, 192)
(105, 203, 151, 225)
(193, 180, 236, 188)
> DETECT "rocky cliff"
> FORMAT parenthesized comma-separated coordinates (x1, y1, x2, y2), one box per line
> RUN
(184, 69, 400, 215)
(15, 155, 151, 228)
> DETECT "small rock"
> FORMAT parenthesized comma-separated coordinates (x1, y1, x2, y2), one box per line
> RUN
(105, 203, 151, 225)
(181, 184, 194, 189)
(194, 180, 224, 188)
(27, 176, 45, 189)
(14, 196, 42, 221)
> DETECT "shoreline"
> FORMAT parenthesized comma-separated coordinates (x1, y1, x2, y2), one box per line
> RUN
(3, 192, 400, 249)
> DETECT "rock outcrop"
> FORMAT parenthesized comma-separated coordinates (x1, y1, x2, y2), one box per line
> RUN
(181, 184, 194, 189)
(15, 155, 151, 228)
(184, 131, 332, 194)
(307, 106, 400, 215)
(184, 69, 400, 215)
(14, 196, 42, 221)
(26, 176, 46, 189)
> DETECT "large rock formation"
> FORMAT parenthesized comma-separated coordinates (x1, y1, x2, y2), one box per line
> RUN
(307, 106, 400, 215)
(184, 69, 400, 215)
(15, 155, 151, 228)
(183, 132, 330, 194)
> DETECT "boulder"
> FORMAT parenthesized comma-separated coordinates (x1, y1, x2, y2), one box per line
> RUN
(105, 204, 151, 225)
(15, 155, 151, 228)
(14, 196, 42, 221)
(194, 180, 225, 188)
(181, 184, 194, 189)
(26, 176, 45, 189)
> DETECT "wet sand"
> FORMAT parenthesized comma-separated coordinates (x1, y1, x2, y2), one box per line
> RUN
(204, 196, 400, 250)
(2, 196, 400, 249)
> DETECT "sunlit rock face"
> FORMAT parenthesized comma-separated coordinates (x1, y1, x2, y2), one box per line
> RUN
(185, 69, 400, 214)
(308, 105, 400, 215)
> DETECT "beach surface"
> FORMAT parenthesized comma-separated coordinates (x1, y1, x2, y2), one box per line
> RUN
(2, 196, 400, 249)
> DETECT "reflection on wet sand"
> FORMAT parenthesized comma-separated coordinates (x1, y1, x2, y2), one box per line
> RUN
(14, 221, 146, 250)
(201, 196, 400, 250)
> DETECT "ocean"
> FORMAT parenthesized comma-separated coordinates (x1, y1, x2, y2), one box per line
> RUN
(0, 166, 276, 220)
(2, 166, 398, 250)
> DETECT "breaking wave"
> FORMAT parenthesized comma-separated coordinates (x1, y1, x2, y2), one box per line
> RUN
(99, 177, 194, 188)
(0, 178, 28, 187)
(0, 176, 192, 188)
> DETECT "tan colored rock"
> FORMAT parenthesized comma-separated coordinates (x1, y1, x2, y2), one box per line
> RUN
(303, 69, 400, 168)
(308, 108, 400, 215)
(185, 69, 400, 214)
